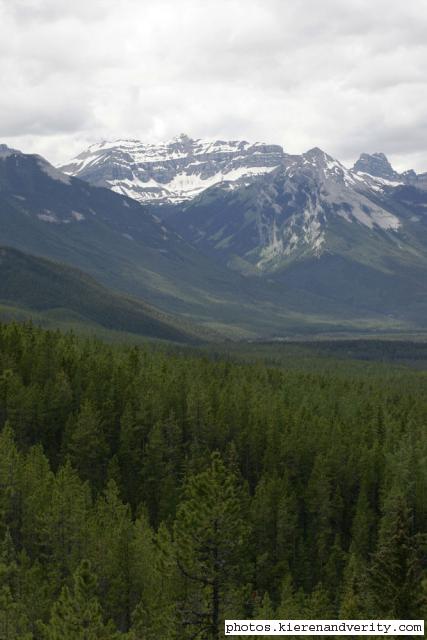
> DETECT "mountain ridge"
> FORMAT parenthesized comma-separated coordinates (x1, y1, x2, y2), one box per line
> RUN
(60, 135, 427, 207)
(2, 140, 427, 337)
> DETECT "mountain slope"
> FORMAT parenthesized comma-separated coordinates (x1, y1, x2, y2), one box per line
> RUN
(6, 144, 365, 337)
(0, 144, 282, 334)
(158, 147, 427, 328)
(0, 246, 206, 342)
(61, 136, 427, 276)
(165, 148, 426, 269)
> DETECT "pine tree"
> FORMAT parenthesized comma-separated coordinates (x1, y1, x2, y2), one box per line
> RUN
(66, 400, 109, 489)
(252, 592, 275, 640)
(339, 553, 367, 619)
(41, 559, 117, 640)
(88, 481, 134, 631)
(129, 518, 178, 640)
(367, 492, 426, 618)
(173, 452, 249, 640)
(306, 583, 334, 618)
(306, 454, 333, 587)
(0, 530, 32, 639)
(350, 483, 375, 560)
(0, 423, 22, 540)
(118, 403, 146, 507)
(39, 460, 91, 581)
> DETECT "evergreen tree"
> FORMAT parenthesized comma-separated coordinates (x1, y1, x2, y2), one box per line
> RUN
(0, 423, 22, 541)
(88, 481, 134, 631)
(0, 530, 32, 639)
(141, 417, 182, 526)
(339, 553, 368, 618)
(66, 400, 109, 490)
(129, 518, 178, 640)
(0, 322, 426, 630)
(41, 559, 116, 640)
(367, 492, 426, 618)
(252, 592, 275, 640)
(173, 452, 249, 640)
(39, 461, 91, 580)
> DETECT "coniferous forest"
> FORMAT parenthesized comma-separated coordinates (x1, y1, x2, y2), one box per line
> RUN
(0, 322, 426, 639)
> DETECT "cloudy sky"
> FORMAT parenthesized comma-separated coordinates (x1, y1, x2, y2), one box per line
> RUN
(1, 0, 427, 171)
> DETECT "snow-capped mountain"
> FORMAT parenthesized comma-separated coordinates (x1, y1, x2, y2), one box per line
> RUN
(60, 135, 427, 266)
(163, 145, 427, 273)
(59, 134, 287, 204)
(61, 134, 427, 280)
(3, 141, 427, 334)
(157, 144, 427, 331)
(352, 152, 427, 192)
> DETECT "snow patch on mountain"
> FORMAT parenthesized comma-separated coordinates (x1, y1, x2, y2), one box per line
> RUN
(107, 165, 278, 203)
(38, 212, 59, 223)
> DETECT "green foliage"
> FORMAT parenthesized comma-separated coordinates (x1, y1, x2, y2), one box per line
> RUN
(0, 322, 425, 637)
(173, 452, 249, 639)
(66, 400, 109, 489)
(0, 530, 32, 639)
(0, 247, 201, 344)
(367, 493, 426, 618)
(41, 560, 116, 640)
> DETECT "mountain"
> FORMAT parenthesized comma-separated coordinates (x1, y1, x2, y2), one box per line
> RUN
(4, 144, 342, 338)
(60, 134, 427, 289)
(352, 151, 427, 190)
(3, 141, 427, 337)
(0, 144, 254, 322)
(1, 146, 252, 332)
(60, 135, 427, 207)
(158, 146, 427, 329)
(59, 134, 288, 204)
(353, 152, 402, 181)
(165, 147, 426, 265)
(0, 246, 203, 342)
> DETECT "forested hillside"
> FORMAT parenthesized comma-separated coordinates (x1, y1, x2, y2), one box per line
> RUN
(0, 323, 426, 638)
(0, 246, 212, 344)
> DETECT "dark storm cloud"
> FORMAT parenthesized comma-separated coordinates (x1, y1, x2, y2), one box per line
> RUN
(0, 0, 426, 171)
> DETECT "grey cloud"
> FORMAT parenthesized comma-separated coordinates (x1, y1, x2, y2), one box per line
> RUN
(0, 0, 426, 171)
(0, 101, 93, 137)
(5, 0, 118, 23)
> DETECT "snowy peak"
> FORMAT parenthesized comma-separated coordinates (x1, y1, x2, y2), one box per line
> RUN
(61, 136, 355, 206)
(300, 148, 349, 178)
(59, 135, 286, 204)
(60, 135, 427, 213)
(353, 152, 400, 180)
(283, 147, 362, 192)
(351, 153, 427, 192)
(303, 147, 333, 163)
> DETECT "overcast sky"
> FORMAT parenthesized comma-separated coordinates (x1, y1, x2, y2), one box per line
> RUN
(1, 0, 427, 171)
